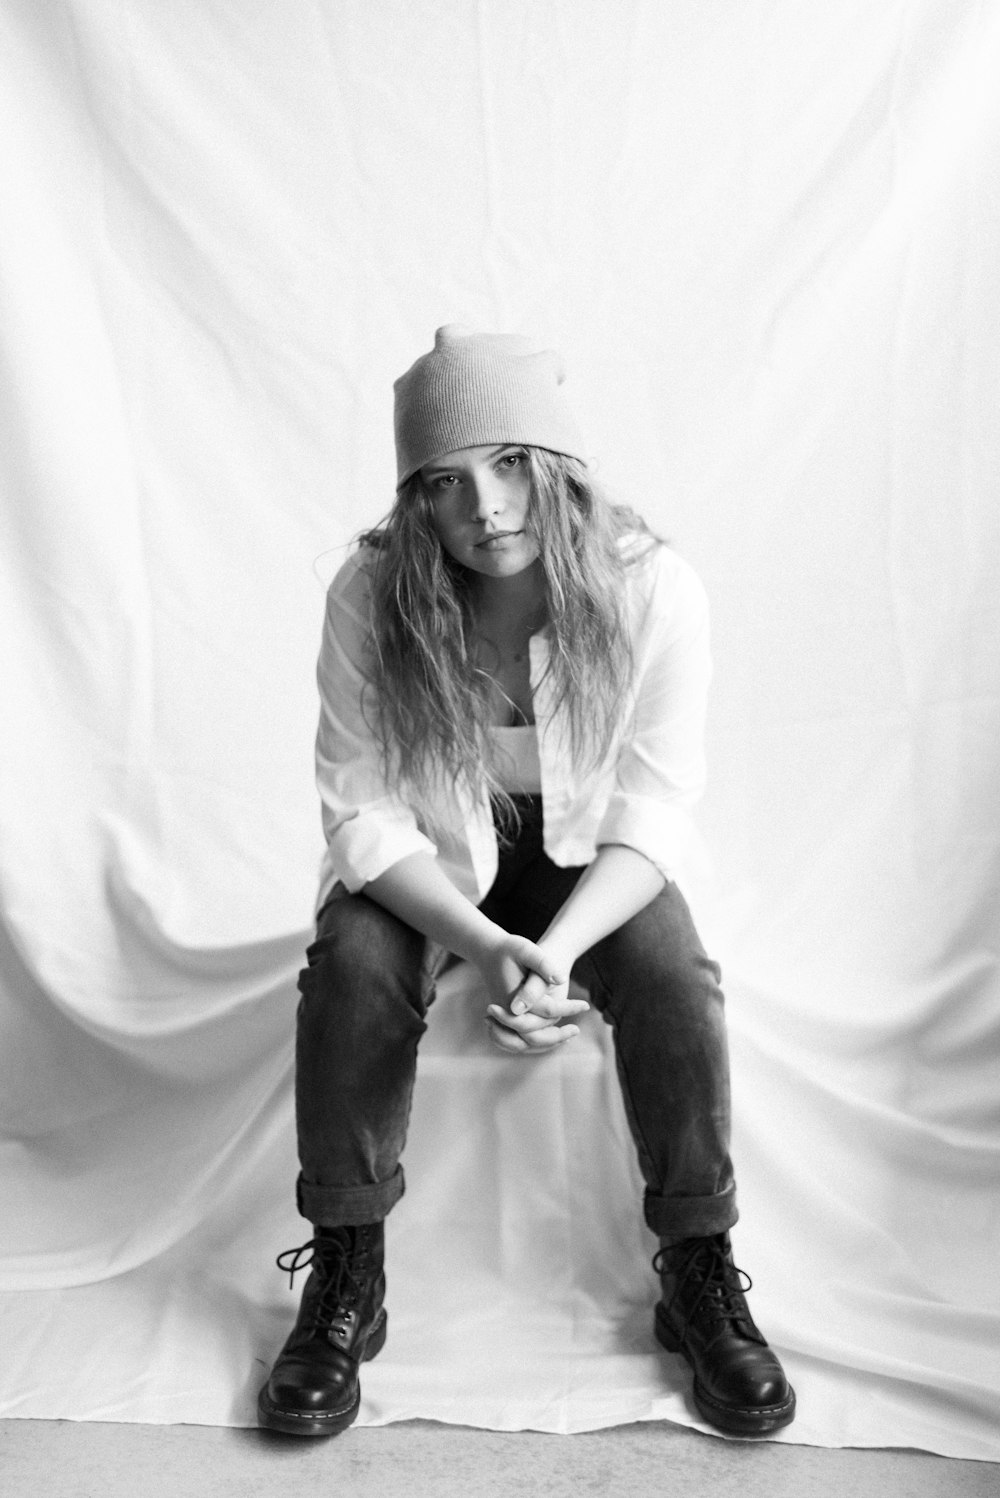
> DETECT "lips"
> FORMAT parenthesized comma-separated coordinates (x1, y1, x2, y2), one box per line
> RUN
(476, 530, 520, 547)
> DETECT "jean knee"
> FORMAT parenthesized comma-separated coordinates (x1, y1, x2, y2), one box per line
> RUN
(299, 894, 427, 1020)
(618, 958, 725, 1039)
(585, 899, 726, 1031)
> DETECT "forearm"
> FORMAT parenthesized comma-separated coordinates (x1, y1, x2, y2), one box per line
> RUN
(363, 851, 505, 963)
(498, 842, 665, 1025)
(541, 843, 666, 961)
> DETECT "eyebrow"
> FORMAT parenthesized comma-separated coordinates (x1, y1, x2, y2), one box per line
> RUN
(422, 444, 522, 477)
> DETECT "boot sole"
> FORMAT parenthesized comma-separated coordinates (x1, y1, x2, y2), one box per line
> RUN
(654, 1304, 797, 1437)
(257, 1308, 387, 1438)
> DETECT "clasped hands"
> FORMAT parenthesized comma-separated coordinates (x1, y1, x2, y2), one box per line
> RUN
(479, 933, 589, 1056)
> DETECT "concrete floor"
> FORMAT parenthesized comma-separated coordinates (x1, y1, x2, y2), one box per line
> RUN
(3, 1419, 997, 1498)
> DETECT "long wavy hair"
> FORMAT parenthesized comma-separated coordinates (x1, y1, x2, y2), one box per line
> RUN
(358, 447, 658, 831)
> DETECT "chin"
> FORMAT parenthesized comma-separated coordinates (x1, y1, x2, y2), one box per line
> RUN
(474, 553, 538, 578)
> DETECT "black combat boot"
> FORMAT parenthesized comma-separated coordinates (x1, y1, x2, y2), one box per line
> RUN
(257, 1222, 386, 1437)
(653, 1232, 796, 1436)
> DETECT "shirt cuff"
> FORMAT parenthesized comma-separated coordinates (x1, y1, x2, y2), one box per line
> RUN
(595, 794, 697, 882)
(324, 804, 439, 893)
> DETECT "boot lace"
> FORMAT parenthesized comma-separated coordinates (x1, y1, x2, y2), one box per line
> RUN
(276, 1231, 375, 1338)
(652, 1234, 761, 1349)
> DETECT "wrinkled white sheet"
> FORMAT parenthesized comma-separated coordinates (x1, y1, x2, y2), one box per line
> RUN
(1, 0, 998, 1461)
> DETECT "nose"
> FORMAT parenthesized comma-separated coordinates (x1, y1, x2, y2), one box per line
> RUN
(467, 471, 504, 522)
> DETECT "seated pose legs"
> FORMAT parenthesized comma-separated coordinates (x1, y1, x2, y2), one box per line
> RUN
(260, 805, 794, 1437)
(259, 326, 795, 1440)
(256, 891, 425, 1438)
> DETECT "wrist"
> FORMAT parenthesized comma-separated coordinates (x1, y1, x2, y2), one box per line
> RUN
(463, 917, 510, 967)
(537, 927, 580, 971)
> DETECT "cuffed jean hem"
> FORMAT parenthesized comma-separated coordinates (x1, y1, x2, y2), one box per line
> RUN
(644, 1183, 738, 1242)
(296, 1165, 405, 1227)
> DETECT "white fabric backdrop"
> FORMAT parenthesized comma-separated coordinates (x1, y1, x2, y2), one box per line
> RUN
(1, 0, 998, 1460)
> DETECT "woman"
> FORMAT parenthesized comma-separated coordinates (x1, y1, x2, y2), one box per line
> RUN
(257, 326, 796, 1439)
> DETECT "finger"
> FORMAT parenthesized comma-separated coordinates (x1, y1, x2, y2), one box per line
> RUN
(487, 1005, 551, 1034)
(510, 970, 583, 1016)
(510, 972, 551, 1014)
(486, 1017, 579, 1054)
(522, 994, 590, 1020)
(492, 997, 589, 1028)
(487, 1005, 587, 1038)
(520, 1022, 580, 1050)
(529, 1024, 578, 1046)
(508, 938, 564, 989)
(487, 1004, 572, 1034)
(485, 1018, 529, 1053)
(486, 1009, 583, 1048)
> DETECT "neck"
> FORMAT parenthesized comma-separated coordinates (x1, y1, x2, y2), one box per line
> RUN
(471, 560, 548, 626)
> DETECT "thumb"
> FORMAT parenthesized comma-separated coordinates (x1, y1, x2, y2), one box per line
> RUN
(510, 969, 556, 1015)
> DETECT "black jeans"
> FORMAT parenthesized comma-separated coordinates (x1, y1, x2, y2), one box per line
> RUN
(295, 796, 737, 1242)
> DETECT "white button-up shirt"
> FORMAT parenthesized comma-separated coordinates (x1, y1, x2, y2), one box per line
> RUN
(315, 538, 711, 908)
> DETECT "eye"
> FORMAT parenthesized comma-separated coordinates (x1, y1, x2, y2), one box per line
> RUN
(497, 450, 528, 471)
(430, 473, 459, 491)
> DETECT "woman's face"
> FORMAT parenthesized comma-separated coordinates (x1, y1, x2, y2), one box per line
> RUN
(421, 444, 540, 579)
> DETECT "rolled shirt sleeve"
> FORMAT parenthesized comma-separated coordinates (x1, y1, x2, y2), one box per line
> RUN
(594, 547, 712, 880)
(315, 551, 439, 895)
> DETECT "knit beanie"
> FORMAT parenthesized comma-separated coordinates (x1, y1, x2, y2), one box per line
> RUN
(393, 324, 588, 485)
